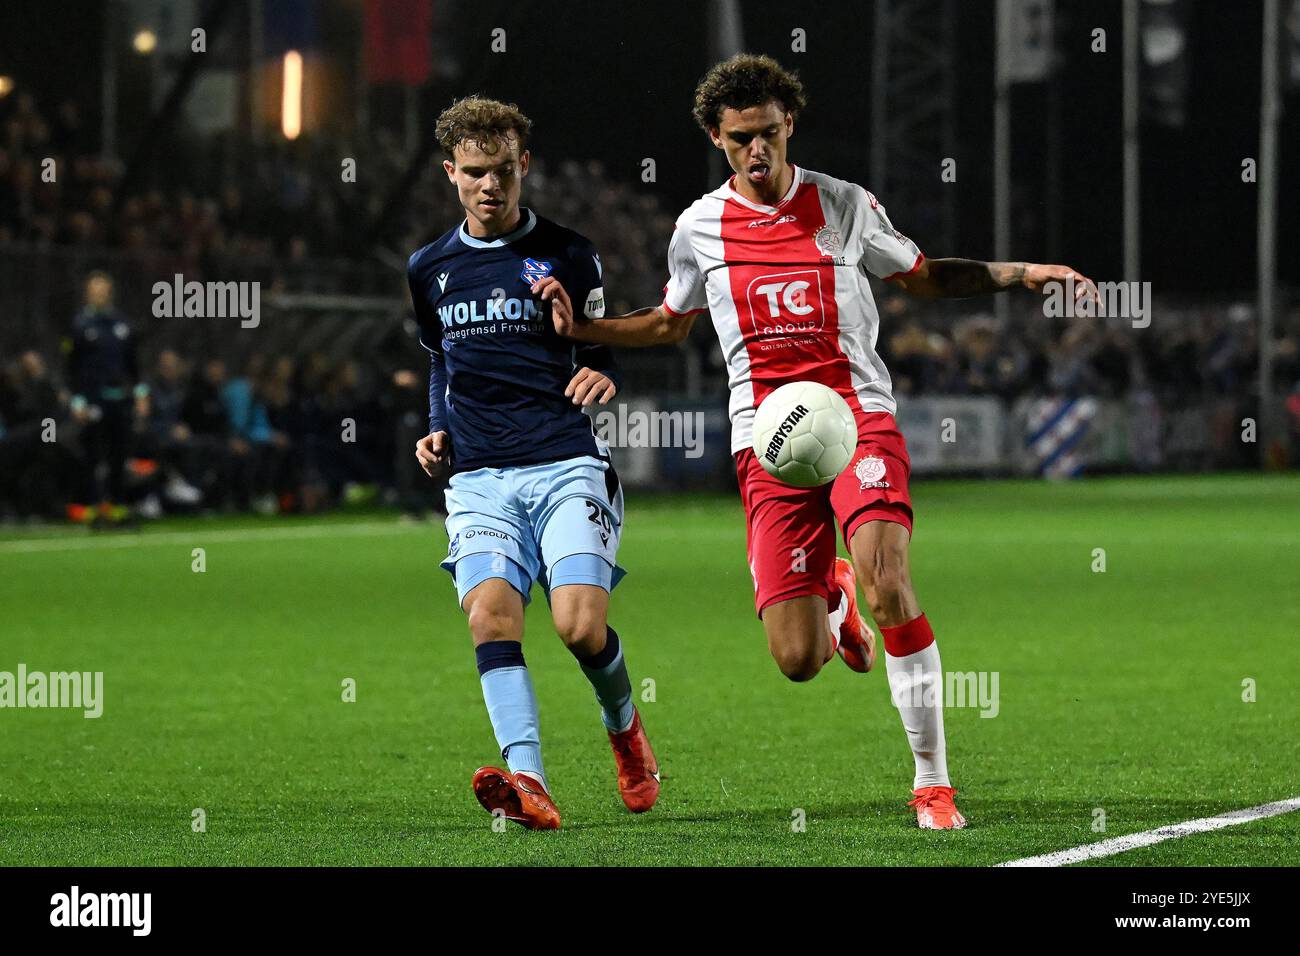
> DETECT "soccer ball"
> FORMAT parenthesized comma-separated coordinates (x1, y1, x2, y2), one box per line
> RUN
(752, 381, 857, 487)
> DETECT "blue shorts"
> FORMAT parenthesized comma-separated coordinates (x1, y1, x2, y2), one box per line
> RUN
(441, 454, 626, 607)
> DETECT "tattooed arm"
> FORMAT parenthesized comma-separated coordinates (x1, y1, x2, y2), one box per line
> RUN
(888, 258, 1098, 302)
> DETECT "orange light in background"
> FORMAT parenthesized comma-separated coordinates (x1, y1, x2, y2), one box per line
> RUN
(281, 51, 303, 140)
(133, 29, 158, 55)
(0, 77, 14, 98)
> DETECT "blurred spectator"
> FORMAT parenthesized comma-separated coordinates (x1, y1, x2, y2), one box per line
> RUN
(886, 321, 953, 396)
(222, 355, 291, 514)
(142, 349, 204, 510)
(183, 358, 253, 512)
(67, 271, 143, 515)
(0, 351, 77, 518)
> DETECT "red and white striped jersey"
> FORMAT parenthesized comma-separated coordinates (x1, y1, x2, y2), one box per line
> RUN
(662, 164, 924, 453)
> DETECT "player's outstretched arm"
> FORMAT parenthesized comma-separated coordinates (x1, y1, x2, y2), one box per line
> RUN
(567, 305, 697, 347)
(888, 258, 1100, 305)
(533, 276, 696, 347)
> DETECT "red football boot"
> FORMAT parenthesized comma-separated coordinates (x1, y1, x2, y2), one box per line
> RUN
(833, 557, 877, 673)
(909, 786, 967, 830)
(607, 710, 660, 813)
(471, 766, 561, 830)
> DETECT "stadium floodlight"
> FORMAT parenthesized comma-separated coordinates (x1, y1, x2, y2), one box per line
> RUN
(132, 29, 157, 55)
(1141, 0, 1190, 128)
(281, 50, 303, 140)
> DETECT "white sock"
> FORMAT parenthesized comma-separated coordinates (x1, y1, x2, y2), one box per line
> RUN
(515, 769, 549, 793)
(884, 642, 950, 789)
(826, 590, 847, 653)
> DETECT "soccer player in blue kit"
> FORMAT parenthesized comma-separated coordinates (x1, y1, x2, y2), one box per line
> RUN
(409, 97, 659, 829)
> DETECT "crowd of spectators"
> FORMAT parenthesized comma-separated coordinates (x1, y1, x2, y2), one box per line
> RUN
(0, 337, 438, 524)
(0, 270, 437, 523)
(6, 271, 1296, 523)
(0, 89, 676, 522)
(3, 89, 1298, 522)
(0, 90, 674, 312)
(870, 296, 1300, 408)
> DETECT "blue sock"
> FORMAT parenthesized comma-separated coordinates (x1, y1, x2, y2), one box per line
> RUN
(476, 641, 547, 790)
(578, 627, 635, 733)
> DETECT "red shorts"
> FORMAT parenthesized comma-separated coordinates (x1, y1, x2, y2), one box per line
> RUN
(735, 410, 913, 616)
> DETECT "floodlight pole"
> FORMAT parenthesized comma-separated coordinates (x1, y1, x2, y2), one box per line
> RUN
(706, 0, 744, 187)
(873, 0, 958, 252)
(871, 0, 890, 203)
(1122, 0, 1140, 284)
(994, 0, 1012, 325)
(250, 0, 264, 144)
(101, 0, 118, 160)
(1258, 0, 1280, 464)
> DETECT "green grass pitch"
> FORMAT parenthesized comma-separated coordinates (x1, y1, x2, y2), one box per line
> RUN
(1, 474, 1296, 866)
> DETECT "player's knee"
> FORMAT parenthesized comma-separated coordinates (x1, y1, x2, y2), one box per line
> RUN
(859, 547, 911, 618)
(770, 634, 824, 682)
(553, 605, 606, 657)
(866, 573, 905, 618)
(467, 602, 518, 645)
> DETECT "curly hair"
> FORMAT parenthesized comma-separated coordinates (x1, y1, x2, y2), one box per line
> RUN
(692, 54, 807, 130)
(435, 96, 533, 159)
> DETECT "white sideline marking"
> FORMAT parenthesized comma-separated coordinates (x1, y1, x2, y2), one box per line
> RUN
(998, 796, 1300, 867)
(0, 521, 422, 555)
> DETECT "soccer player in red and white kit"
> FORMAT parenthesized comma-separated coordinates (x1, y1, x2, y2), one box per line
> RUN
(540, 55, 1098, 829)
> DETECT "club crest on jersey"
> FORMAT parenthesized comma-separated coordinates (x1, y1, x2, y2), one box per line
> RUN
(813, 225, 843, 257)
(520, 258, 553, 285)
(855, 454, 889, 489)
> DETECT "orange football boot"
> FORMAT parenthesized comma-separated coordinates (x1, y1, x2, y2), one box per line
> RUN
(909, 786, 967, 830)
(471, 766, 561, 830)
(832, 557, 876, 673)
(607, 710, 660, 812)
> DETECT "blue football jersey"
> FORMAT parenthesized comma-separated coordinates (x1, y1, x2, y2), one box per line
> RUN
(408, 208, 620, 473)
